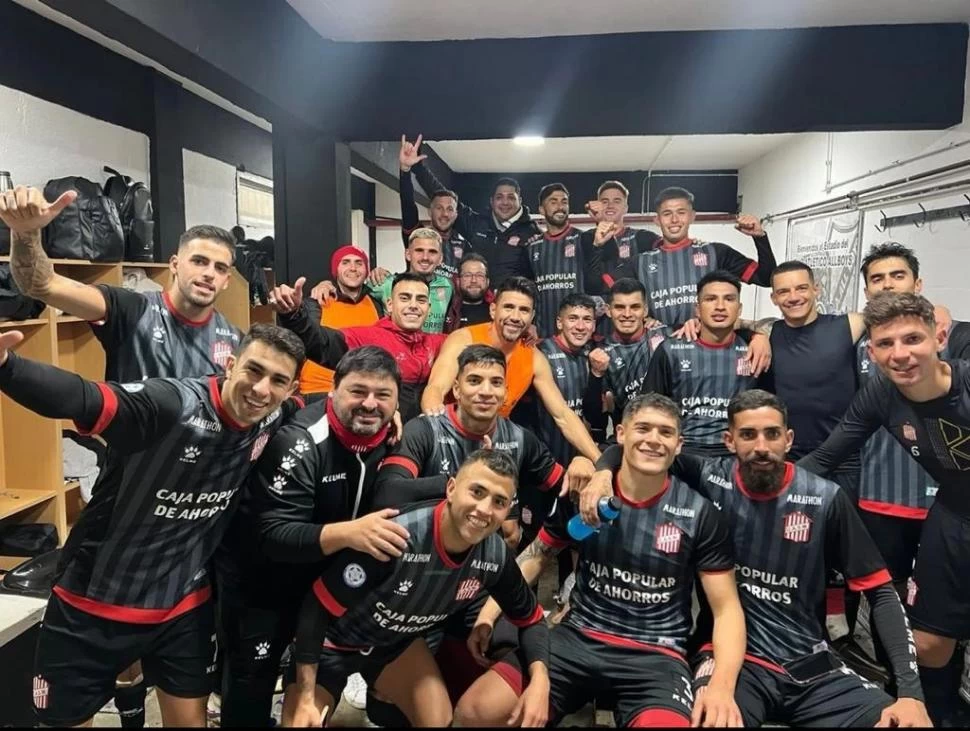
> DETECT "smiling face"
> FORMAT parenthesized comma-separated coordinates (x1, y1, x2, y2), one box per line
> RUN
(490, 291, 534, 343)
(491, 184, 521, 222)
(444, 460, 515, 547)
(770, 269, 819, 325)
(405, 236, 443, 277)
(330, 371, 398, 436)
(557, 305, 596, 349)
(458, 259, 489, 301)
(863, 256, 922, 298)
(867, 315, 945, 389)
(609, 291, 646, 338)
(170, 238, 233, 309)
(724, 406, 793, 494)
(616, 406, 682, 476)
(453, 361, 506, 423)
(387, 279, 431, 332)
(540, 190, 570, 229)
(335, 254, 367, 290)
(222, 341, 298, 425)
(598, 187, 628, 225)
(655, 197, 694, 244)
(429, 193, 458, 233)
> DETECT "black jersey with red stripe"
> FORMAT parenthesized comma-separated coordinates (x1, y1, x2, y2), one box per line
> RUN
(309, 500, 542, 649)
(539, 473, 732, 656)
(527, 226, 585, 337)
(54, 376, 298, 622)
(678, 456, 891, 667)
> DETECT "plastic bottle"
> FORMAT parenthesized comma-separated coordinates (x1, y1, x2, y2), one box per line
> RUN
(567, 496, 621, 541)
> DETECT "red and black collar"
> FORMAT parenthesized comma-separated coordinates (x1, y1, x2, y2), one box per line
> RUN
(326, 398, 390, 453)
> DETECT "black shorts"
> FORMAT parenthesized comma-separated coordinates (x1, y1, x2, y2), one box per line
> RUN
(909, 501, 970, 639)
(282, 632, 444, 703)
(693, 653, 892, 727)
(33, 593, 216, 727)
(546, 623, 693, 726)
(858, 509, 923, 583)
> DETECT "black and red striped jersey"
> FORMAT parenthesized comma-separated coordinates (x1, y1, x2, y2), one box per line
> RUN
(539, 472, 733, 657)
(92, 287, 241, 382)
(603, 323, 670, 427)
(309, 501, 543, 649)
(537, 337, 592, 466)
(527, 226, 585, 337)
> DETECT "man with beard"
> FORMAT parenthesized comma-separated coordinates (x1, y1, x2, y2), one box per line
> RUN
(0, 323, 305, 727)
(422, 277, 601, 461)
(299, 246, 383, 395)
(643, 272, 758, 457)
(311, 229, 454, 335)
(219, 347, 404, 726)
(456, 394, 745, 728)
(1, 186, 244, 726)
(444, 253, 492, 332)
(799, 292, 970, 726)
(581, 390, 931, 728)
(526, 183, 585, 337)
(270, 273, 445, 421)
(399, 136, 468, 279)
(283, 450, 551, 728)
(401, 134, 540, 284)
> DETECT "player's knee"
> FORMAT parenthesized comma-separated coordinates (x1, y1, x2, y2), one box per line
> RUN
(914, 630, 956, 667)
(453, 686, 508, 727)
(628, 708, 691, 728)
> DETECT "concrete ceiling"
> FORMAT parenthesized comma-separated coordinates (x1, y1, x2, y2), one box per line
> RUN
(427, 134, 797, 173)
(287, 0, 970, 42)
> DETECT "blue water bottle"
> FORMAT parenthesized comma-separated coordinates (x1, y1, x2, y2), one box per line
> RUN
(567, 497, 621, 541)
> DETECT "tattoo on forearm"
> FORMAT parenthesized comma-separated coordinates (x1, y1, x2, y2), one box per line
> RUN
(10, 230, 54, 297)
(517, 538, 561, 568)
(752, 317, 777, 336)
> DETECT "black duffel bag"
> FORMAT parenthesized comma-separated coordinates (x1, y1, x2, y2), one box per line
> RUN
(0, 263, 45, 320)
(42, 176, 124, 262)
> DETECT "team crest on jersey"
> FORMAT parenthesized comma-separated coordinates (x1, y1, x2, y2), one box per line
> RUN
(453, 246, 463, 259)
(783, 511, 812, 543)
(654, 522, 682, 554)
(508, 236, 520, 246)
(33, 675, 49, 709)
(906, 577, 918, 606)
(212, 340, 233, 368)
(618, 244, 631, 258)
(902, 423, 917, 441)
(736, 358, 753, 377)
(436, 288, 446, 301)
(693, 252, 708, 267)
(343, 563, 367, 588)
(564, 244, 576, 258)
(455, 578, 482, 600)
(250, 432, 270, 461)
(649, 333, 666, 350)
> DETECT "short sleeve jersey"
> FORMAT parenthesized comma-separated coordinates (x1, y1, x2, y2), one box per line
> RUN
(92, 287, 241, 381)
(527, 226, 584, 337)
(603, 323, 670, 426)
(537, 337, 591, 466)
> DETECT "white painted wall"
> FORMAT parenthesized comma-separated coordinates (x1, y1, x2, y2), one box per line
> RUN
(0, 84, 149, 190)
(739, 49, 970, 319)
(373, 177, 429, 273)
(182, 149, 275, 240)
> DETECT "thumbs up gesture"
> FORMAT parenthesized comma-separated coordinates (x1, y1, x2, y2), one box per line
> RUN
(268, 276, 305, 314)
(0, 186, 77, 234)
(0, 330, 25, 367)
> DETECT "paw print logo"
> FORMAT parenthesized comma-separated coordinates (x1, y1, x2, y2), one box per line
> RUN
(180, 445, 201, 464)
(395, 580, 413, 596)
(680, 359, 692, 372)
(255, 642, 270, 659)
(270, 474, 287, 494)
(152, 325, 165, 342)
(279, 456, 296, 472)
(292, 439, 310, 455)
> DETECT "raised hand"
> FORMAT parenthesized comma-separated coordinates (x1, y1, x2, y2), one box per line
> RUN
(734, 213, 765, 237)
(0, 186, 77, 234)
(588, 347, 610, 377)
(346, 508, 410, 561)
(368, 267, 391, 287)
(592, 221, 618, 247)
(585, 200, 604, 221)
(399, 134, 428, 172)
(0, 330, 25, 366)
(310, 280, 337, 305)
(267, 277, 305, 314)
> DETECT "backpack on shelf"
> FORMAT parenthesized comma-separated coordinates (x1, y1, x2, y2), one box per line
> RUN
(42, 176, 124, 262)
(0, 263, 46, 320)
(103, 166, 155, 262)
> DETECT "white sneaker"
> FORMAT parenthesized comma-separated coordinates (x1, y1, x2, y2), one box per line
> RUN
(271, 695, 284, 726)
(206, 693, 222, 727)
(342, 672, 368, 710)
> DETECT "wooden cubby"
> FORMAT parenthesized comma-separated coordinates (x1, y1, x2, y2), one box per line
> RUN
(0, 259, 257, 565)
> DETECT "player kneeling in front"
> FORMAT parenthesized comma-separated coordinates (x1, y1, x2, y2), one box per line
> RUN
(457, 394, 745, 727)
(283, 450, 550, 727)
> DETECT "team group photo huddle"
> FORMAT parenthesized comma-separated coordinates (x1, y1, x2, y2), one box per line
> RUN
(0, 2, 969, 729)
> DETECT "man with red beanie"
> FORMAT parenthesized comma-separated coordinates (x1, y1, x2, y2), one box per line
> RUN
(299, 245, 383, 395)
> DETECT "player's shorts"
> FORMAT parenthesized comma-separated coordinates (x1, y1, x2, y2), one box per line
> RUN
(857, 508, 923, 583)
(283, 631, 444, 704)
(32, 592, 216, 727)
(693, 652, 892, 727)
(544, 623, 694, 726)
(909, 501, 970, 639)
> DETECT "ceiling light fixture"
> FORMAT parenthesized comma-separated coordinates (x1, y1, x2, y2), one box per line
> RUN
(513, 136, 545, 147)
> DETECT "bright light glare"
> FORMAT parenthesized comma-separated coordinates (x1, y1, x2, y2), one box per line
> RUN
(513, 136, 545, 147)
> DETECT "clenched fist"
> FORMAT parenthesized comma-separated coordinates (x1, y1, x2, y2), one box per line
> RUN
(588, 347, 610, 377)
(735, 213, 765, 237)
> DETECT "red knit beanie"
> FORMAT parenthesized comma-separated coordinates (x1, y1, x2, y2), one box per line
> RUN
(330, 245, 369, 279)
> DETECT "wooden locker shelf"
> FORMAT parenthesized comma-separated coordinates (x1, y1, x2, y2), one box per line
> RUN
(0, 488, 57, 521)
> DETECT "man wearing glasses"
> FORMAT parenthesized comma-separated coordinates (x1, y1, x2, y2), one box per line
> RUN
(445, 253, 493, 332)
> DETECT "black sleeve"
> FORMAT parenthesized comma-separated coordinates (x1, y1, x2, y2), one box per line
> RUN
(277, 303, 349, 368)
(413, 162, 477, 239)
(594, 444, 623, 471)
(521, 429, 565, 494)
(293, 587, 334, 664)
(0, 353, 181, 451)
(946, 322, 970, 359)
(824, 487, 891, 587)
(399, 169, 421, 244)
(249, 424, 326, 563)
(865, 583, 924, 701)
(537, 487, 577, 547)
(89, 285, 148, 349)
(582, 372, 608, 443)
(635, 229, 661, 255)
(371, 419, 448, 509)
(669, 454, 710, 496)
(487, 549, 548, 667)
(693, 501, 736, 572)
(711, 237, 776, 287)
(797, 377, 887, 476)
(641, 341, 672, 396)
